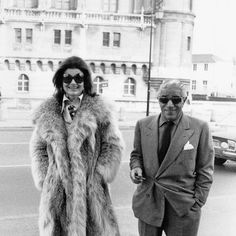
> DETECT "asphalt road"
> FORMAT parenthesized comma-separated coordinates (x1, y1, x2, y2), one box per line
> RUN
(0, 129, 236, 236)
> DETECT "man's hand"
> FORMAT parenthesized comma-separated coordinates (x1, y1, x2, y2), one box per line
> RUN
(130, 167, 145, 184)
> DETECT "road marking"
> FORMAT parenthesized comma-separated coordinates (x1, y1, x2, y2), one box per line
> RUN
(0, 142, 28, 145)
(0, 207, 132, 221)
(0, 164, 30, 168)
(0, 214, 38, 221)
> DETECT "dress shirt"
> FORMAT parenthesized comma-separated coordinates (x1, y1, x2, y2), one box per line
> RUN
(62, 94, 83, 123)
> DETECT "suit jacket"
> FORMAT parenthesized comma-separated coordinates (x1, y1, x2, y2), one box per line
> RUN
(130, 113, 214, 227)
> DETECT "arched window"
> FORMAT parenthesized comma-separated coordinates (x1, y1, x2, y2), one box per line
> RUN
(142, 64, 148, 77)
(37, 60, 43, 71)
(93, 76, 104, 94)
(4, 60, 10, 70)
(124, 77, 136, 95)
(90, 63, 95, 73)
(131, 64, 137, 75)
(48, 61, 54, 71)
(15, 60, 21, 70)
(111, 63, 116, 74)
(26, 60, 31, 71)
(18, 74, 29, 92)
(121, 64, 127, 74)
(100, 63, 105, 74)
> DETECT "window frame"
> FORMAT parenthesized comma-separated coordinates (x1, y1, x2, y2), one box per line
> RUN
(65, 30, 72, 45)
(17, 74, 29, 92)
(26, 28, 33, 44)
(54, 29, 61, 45)
(15, 28, 22, 43)
(103, 32, 110, 47)
(124, 77, 136, 96)
(93, 76, 104, 94)
(113, 32, 121, 47)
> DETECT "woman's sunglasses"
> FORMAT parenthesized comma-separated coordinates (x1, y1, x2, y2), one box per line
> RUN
(158, 97, 183, 105)
(63, 73, 84, 84)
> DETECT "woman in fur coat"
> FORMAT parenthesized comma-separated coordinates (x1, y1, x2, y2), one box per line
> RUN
(30, 56, 124, 236)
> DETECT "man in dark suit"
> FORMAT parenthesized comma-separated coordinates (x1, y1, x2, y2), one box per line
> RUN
(130, 80, 214, 236)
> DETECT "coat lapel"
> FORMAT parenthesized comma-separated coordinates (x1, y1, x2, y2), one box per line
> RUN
(144, 116, 160, 172)
(156, 115, 194, 177)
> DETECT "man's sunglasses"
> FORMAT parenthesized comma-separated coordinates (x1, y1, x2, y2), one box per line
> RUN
(158, 97, 183, 105)
(62, 74, 84, 84)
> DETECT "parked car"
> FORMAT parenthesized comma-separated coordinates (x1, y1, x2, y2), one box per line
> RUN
(212, 130, 236, 165)
(211, 114, 236, 165)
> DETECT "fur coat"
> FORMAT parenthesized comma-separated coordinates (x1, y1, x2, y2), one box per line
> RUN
(30, 94, 124, 236)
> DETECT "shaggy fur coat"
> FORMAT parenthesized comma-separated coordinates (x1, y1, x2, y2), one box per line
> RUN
(30, 94, 124, 236)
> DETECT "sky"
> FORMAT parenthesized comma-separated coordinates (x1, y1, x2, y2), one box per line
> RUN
(192, 0, 236, 59)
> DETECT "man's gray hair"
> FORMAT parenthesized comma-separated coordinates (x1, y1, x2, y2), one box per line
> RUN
(157, 79, 188, 98)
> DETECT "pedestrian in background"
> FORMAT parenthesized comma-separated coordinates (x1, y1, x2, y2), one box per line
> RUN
(130, 80, 214, 236)
(30, 56, 124, 236)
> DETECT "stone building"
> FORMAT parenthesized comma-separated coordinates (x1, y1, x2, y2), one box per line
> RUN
(0, 0, 195, 111)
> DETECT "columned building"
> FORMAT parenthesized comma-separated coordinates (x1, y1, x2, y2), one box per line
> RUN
(0, 0, 195, 111)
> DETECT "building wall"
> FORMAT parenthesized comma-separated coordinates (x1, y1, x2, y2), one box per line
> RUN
(0, 0, 195, 111)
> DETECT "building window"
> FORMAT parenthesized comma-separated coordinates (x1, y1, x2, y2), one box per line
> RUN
(15, 60, 21, 70)
(15, 28, 22, 43)
(54, 30, 61, 44)
(193, 64, 197, 71)
(187, 36, 191, 51)
(113, 32, 121, 47)
(142, 65, 148, 77)
(93, 76, 104, 94)
(26, 28, 33, 43)
(103, 32, 110, 46)
(13, 0, 38, 8)
(204, 63, 208, 71)
(26, 60, 31, 70)
(48, 61, 54, 71)
(192, 80, 196, 90)
(100, 63, 105, 74)
(131, 64, 137, 75)
(55, 0, 70, 9)
(103, 0, 118, 12)
(90, 63, 95, 73)
(65, 30, 72, 45)
(18, 74, 29, 92)
(203, 80, 207, 88)
(111, 63, 116, 74)
(189, 0, 193, 11)
(124, 77, 136, 95)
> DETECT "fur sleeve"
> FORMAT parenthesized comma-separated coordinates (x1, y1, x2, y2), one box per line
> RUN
(96, 99, 124, 183)
(29, 127, 49, 191)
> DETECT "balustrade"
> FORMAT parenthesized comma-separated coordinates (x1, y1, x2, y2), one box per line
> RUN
(0, 8, 155, 28)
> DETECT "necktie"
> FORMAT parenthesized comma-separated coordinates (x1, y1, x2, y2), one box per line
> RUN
(68, 104, 76, 119)
(158, 121, 174, 165)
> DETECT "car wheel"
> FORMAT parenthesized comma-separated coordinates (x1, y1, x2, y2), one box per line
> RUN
(214, 157, 226, 165)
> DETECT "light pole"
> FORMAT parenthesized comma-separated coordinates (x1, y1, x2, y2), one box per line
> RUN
(146, 8, 154, 117)
(146, 0, 163, 116)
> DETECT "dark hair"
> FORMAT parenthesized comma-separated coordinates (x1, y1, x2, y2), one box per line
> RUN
(53, 56, 96, 103)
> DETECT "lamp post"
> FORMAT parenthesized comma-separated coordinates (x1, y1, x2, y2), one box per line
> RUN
(146, 8, 154, 117)
(146, 0, 163, 117)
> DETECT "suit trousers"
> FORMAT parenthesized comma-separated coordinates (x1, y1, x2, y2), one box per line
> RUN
(138, 199, 201, 236)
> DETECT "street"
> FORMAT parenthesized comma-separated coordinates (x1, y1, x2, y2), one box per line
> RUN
(0, 128, 236, 236)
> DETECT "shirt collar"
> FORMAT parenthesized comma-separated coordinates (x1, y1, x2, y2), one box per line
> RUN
(61, 93, 83, 113)
(159, 111, 183, 127)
